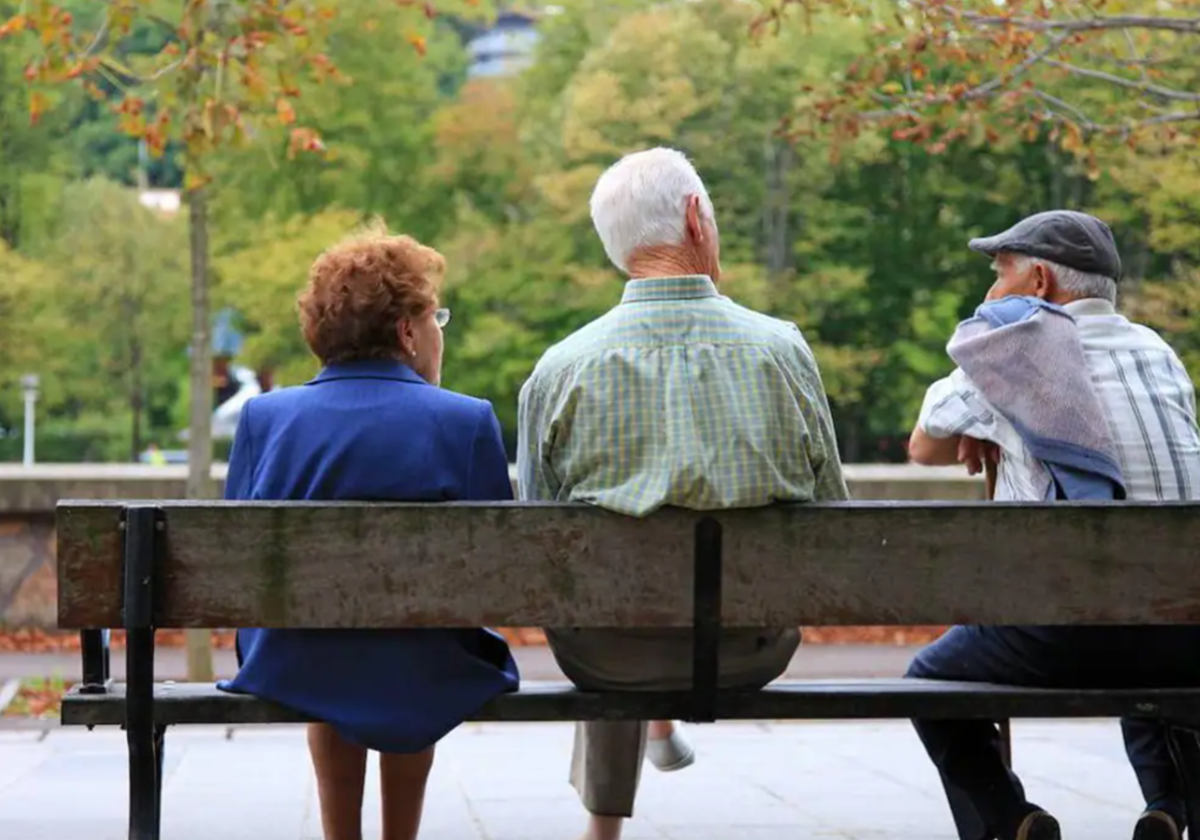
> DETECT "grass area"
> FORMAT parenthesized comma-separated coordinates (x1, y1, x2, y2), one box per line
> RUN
(2, 676, 72, 719)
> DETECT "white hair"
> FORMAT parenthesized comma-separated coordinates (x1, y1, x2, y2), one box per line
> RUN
(1011, 254, 1117, 303)
(589, 147, 716, 274)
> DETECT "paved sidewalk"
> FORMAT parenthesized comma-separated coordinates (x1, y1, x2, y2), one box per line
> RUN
(0, 644, 920, 683)
(0, 719, 1146, 839)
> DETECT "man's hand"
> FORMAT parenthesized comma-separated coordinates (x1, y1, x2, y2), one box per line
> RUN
(957, 436, 1000, 476)
(908, 428, 961, 466)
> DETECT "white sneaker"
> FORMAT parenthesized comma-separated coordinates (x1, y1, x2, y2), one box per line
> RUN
(646, 724, 696, 772)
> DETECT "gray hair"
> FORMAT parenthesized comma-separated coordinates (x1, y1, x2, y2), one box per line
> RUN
(589, 148, 717, 274)
(1012, 254, 1117, 304)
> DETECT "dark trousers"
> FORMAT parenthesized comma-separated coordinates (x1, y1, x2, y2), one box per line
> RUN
(907, 626, 1200, 840)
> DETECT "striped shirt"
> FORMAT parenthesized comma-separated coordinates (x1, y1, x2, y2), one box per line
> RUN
(918, 298, 1200, 501)
(517, 275, 848, 516)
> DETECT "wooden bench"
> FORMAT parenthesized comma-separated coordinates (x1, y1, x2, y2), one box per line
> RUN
(57, 499, 1200, 840)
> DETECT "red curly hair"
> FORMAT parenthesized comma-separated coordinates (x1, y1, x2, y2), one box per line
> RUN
(298, 221, 444, 365)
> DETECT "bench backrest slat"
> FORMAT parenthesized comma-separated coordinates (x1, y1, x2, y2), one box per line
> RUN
(56, 500, 1200, 629)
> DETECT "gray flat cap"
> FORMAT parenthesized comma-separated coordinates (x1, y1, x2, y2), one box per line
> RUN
(968, 210, 1122, 281)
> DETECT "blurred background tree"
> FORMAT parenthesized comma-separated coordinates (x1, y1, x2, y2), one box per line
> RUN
(1, 0, 1197, 466)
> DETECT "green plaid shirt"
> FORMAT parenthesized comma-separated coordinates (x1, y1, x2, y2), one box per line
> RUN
(517, 275, 848, 516)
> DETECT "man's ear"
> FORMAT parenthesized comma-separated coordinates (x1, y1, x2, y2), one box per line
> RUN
(683, 194, 705, 245)
(1033, 262, 1055, 300)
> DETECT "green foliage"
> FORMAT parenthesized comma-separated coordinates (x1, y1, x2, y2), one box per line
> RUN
(2, 0, 1199, 464)
(0, 15, 69, 250)
(214, 208, 363, 385)
(2, 179, 189, 459)
(209, 3, 470, 240)
(437, 207, 617, 441)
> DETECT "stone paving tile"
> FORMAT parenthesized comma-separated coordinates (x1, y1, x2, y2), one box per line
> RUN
(0, 720, 1157, 840)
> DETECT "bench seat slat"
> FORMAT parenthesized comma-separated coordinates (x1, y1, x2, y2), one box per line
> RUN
(61, 680, 1200, 727)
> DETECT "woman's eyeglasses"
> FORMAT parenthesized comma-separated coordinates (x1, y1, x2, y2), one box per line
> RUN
(434, 308, 451, 328)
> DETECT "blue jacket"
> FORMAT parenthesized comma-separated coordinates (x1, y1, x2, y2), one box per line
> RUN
(217, 359, 520, 752)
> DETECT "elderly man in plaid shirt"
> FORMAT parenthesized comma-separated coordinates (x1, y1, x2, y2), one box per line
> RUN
(909, 211, 1200, 840)
(518, 147, 848, 840)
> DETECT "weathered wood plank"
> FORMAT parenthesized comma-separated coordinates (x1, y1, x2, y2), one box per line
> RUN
(56, 503, 124, 628)
(58, 500, 1200, 629)
(61, 679, 1200, 727)
(720, 501, 1200, 626)
(58, 501, 696, 629)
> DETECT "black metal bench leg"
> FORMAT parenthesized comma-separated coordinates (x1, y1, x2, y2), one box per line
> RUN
(126, 628, 160, 840)
(123, 506, 161, 840)
(154, 725, 166, 833)
(1166, 725, 1200, 836)
(998, 719, 1013, 769)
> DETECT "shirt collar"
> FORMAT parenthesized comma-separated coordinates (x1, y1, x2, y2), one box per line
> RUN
(621, 275, 718, 304)
(307, 359, 429, 386)
(1063, 298, 1118, 318)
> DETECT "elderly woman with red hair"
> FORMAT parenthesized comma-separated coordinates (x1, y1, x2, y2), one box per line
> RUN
(218, 223, 519, 840)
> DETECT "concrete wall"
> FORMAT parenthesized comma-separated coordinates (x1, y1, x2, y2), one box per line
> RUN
(0, 463, 983, 628)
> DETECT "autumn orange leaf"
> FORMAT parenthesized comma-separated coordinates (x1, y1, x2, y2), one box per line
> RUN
(28, 90, 49, 125)
(183, 171, 211, 192)
(0, 14, 26, 39)
(276, 97, 296, 125)
(288, 127, 326, 158)
(407, 33, 427, 57)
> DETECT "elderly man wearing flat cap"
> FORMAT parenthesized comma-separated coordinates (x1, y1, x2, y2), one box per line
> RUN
(907, 210, 1200, 840)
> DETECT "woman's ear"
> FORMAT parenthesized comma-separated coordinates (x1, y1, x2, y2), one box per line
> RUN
(396, 318, 417, 358)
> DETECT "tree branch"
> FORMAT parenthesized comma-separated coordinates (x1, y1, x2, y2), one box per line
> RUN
(79, 18, 110, 59)
(962, 13, 1200, 35)
(147, 59, 184, 82)
(1136, 110, 1200, 128)
(1042, 58, 1200, 103)
(859, 86, 1200, 138)
(1028, 89, 1097, 129)
(1121, 26, 1150, 84)
(868, 33, 1071, 113)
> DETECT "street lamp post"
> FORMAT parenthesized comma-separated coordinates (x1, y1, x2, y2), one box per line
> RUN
(20, 374, 38, 466)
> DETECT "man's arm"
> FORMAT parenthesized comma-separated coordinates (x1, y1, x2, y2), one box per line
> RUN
(778, 325, 850, 500)
(910, 369, 1003, 466)
(812, 386, 851, 501)
(516, 371, 559, 502)
(908, 427, 962, 466)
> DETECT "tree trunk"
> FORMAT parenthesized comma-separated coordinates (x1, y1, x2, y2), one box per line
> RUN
(130, 334, 143, 462)
(841, 418, 862, 464)
(185, 185, 214, 682)
(123, 292, 143, 462)
(762, 137, 796, 303)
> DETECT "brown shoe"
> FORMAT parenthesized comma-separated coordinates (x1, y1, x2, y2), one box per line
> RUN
(1133, 810, 1181, 840)
(1016, 810, 1061, 840)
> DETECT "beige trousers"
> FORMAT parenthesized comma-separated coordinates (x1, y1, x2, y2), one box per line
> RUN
(546, 627, 800, 817)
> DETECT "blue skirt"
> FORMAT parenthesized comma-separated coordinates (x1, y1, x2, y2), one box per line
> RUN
(217, 627, 520, 753)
